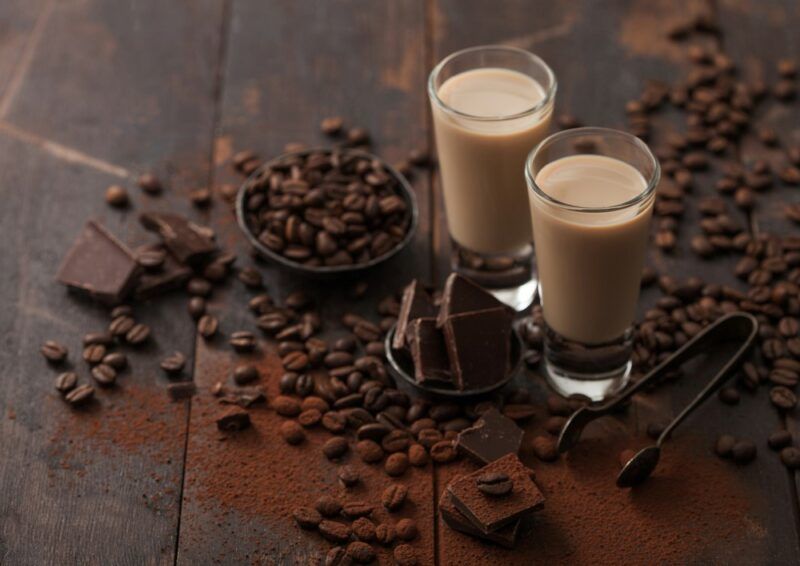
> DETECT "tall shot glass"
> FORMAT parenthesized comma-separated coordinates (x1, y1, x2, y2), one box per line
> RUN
(428, 45, 556, 311)
(525, 128, 659, 401)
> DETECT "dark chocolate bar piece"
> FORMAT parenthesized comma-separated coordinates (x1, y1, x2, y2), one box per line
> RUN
(456, 407, 523, 464)
(439, 490, 521, 548)
(56, 220, 141, 304)
(139, 212, 217, 264)
(393, 279, 436, 350)
(436, 273, 509, 327)
(134, 244, 193, 299)
(447, 453, 545, 533)
(407, 318, 453, 388)
(443, 307, 512, 391)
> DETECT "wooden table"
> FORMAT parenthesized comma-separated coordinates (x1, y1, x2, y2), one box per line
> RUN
(1, 1, 799, 564)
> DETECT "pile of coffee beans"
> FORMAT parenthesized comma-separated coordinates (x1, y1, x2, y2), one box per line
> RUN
(239, 149, 414, 269)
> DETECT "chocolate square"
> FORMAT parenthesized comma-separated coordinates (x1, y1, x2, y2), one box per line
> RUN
(436, 273, 509, 327)
(139, 212, 217, 264)
(407, 318, 453, 388)
(440, 490, 521, 548)
(456, 407, 523, 464)
(134, 244, 192, 300)
(393, 279, 436, 350)
(56, 220, 141, 304)
(447, 453, 545, 532)
(442, 307, 512, 390)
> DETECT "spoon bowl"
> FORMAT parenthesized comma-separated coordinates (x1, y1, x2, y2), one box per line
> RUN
(616, 445, 661, 488)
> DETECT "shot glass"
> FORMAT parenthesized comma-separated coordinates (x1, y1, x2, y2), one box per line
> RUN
(428, 45, 556, 311)
(525, 128, 659, 401)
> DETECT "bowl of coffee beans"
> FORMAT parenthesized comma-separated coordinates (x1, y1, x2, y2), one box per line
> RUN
(236, 148, 418, 275)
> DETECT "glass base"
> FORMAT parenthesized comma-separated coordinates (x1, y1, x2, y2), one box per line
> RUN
(544, 358, 631, 402)
(489, 278, 538, 312)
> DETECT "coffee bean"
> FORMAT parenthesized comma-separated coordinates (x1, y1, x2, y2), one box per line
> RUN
(338, 465, 360, 488)
(273, 395, 301, 417)
(298, 408, 322, 427)
(768, 430, 793, 450)
(429, 440, 457, 463)
(189, 187, 212, 207)
(770, 386, 797, 411)
(105, 185, 129, 207)
(279, 420, 305, 445)
(323, 436, 349, 460)
(503, 404, 537, 422)
(186, 277, 212, 297)
(102, 352, 127, 370)
(342, 501, 373, 519)
(64, 384, 94, 406)
(320, 116, 344, 135)
(718, 386, 740, 405)
(395, 518, 417, 541)
(41, 340, 68, 363)
(393, 543, 418, 566)
(731, 440, 757, 464)
(292, 506, 322, 529)
(381, 430, 411, 453)
(229, 331, 256, 352)
(110, 305, 132, 318)
(408, 443, 429, 467)
(384, 452, 408, 476)
(373, 522, 396, 546)
(546, 395, 572, 416)
(322, 411, 347, 434)
(125, 323, 151, 345)
(55, 372, 78, 393)
(91, 363, 117, 386)
(109, 315, 135, 337)
(324, 546, 347, 566)
(532, 435, 558, 462)
(346, 541, 375, 564)
(135, 247, 166, 270)
(314, 495, 342, 518)
(382, 484, 408, 511)
(780, 447, 800, 469)
(238, 266, 264, 289)
(476, 472, 513, 496)
(137, 173, 162, 194)
(318, 520, 351, 544)
(356, 439, 384, 463)
(714, 434, 736, 458)
(161, 352, 186, 375)
(82, 344, 106, 365)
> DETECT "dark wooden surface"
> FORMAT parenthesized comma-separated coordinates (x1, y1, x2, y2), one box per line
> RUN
(0, 1, 798, 564)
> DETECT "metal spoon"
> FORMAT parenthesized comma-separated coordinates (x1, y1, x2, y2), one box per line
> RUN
(555, 312, 759, 487)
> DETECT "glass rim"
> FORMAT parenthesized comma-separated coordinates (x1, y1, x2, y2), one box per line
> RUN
(427, 45, 557, 122)
(525, 127, 660, 214)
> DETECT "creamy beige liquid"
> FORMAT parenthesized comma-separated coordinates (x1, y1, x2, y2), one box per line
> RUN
(530, 154, 654, 344)
(432, 68, 552, 255)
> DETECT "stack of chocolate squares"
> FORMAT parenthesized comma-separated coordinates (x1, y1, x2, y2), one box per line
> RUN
(439, 407, 544, 548)
(56, 213, 220, 304)
(392, 273, 514, 391)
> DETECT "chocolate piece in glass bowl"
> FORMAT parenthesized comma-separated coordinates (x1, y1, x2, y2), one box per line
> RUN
(406, 318, 453, 388)
(393, 279, 436, 350)
(443, 306, 513, 390)
(56, 220, 141, 304)
(446, 453, 544, 533)
(456, 407, 523, 464)
(436, 273, 511, 327)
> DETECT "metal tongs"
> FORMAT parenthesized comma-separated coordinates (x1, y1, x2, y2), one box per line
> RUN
(556, 312, 759, 488)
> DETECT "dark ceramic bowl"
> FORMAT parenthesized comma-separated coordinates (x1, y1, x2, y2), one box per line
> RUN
(236, 148, 418, 277)
(384, 324, 523, 399)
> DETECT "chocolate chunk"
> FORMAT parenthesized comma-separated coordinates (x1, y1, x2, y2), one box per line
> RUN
(447, 453, 544, 532)
(393, 279, 436, 350)
(167, 381, 196, 401)
(56, 220, 141, 304)
(436, 273, 509, 327)
(134, 244, 192, 299)
(139, 212, 217, 264)
(439, 490, 521, 548)
(443, 307, 512, 390)
(456, 407, 523, 464)
(407, 318, 453, 387)
(216, 407, 251, 431)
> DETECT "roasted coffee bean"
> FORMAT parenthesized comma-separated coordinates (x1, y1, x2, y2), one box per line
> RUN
(256, 312, 288, 333)
(91, 363, 117, 386)
(318, 520, 351, 544)
(292, 506, 322, 529)
(323, 436, 349, 460)
(718, 386, 740, 405)
(544, 416, 567, 435)
(346, 541, 375, 564)
(503, 404, 537, 422)
(476, 472, 514, 496)
(82, 344, 106, 365)
(408, 443, 429, 466)
(295, 373, 314, 397)
(186, 277, 212, 297)
(731, 439, 757, 464)
(230, 331, 256, 352)
(338, 465, 360, 488)
(159, 352, 186, 375)
(429, 403, 460, 422)
(198, 314, 219, 338)
(770, 386, 797, 411)
(41, 340, 68, 363)
(279, 420, 305, 445)
(238, 266, 264, 289)
(532, 435, 558, 462)
(301, 395, 330, 413)
(188, 297, 206, 319)
(341, 501, 373, 519)
(320, 116, 344, 135)
(382, 484, 408, 511)
(715, 434, 736, 458)
(126, 323, 151, 345)
(298, 408, 322, 427)
(65, 384, 94, 406)
(357, 423, 391, 441)
(375, 522, 396, 546)
(356, 439, 384, 463)
(768, 430, 792, 450)
(273, 395, 301, 416)
(233, 365, 259, 385)
(102, 352, 127, 370)
(189, 187, 212, 207)
(137, 173, 162, 194)
(395, 518, 418, 541)
(105, 184, 129, 207)
(325, 546, 347, 566)
(55, 372, 78, 393)
(429, 440, 457, 463)
(110, 305, 132, 318)
(393, 544, 418, 566)
(315, 495, 342, 518)
(334, 393, 364, 409)
(322, 411, 347, 434)
(781, 447, 800, 469)
(385, 453, 409, 476)
(167, 382, 196, 401)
